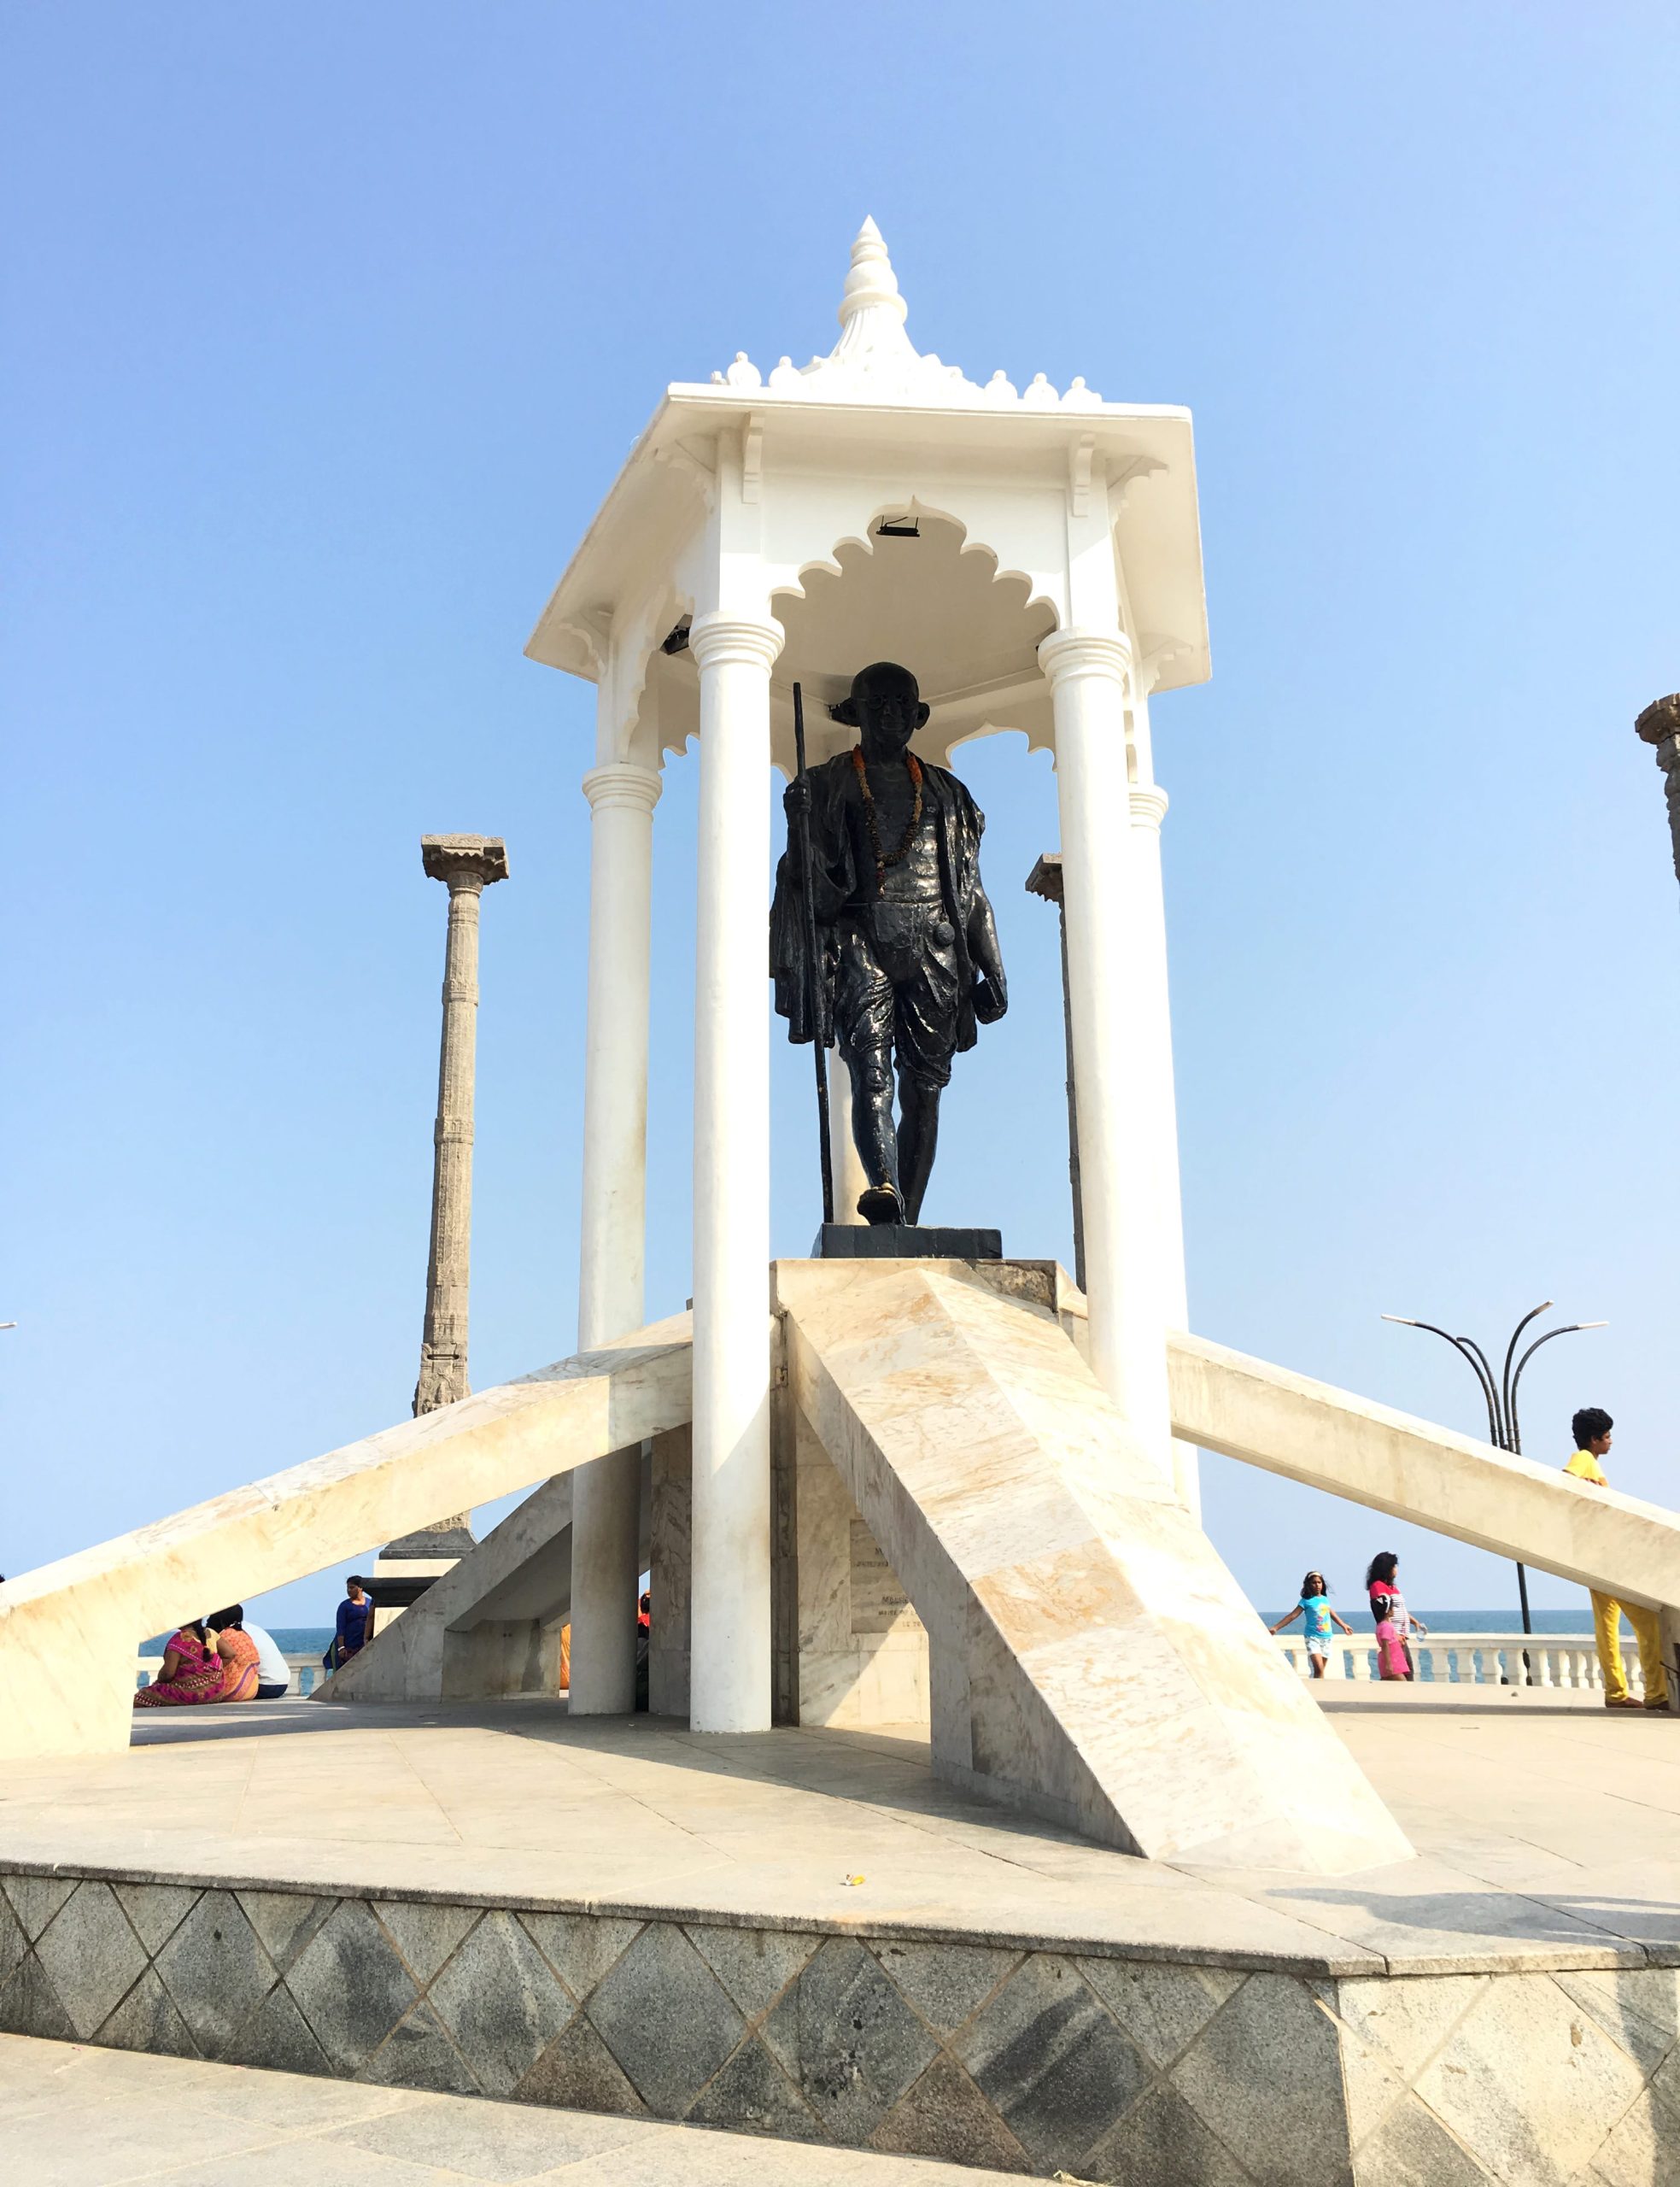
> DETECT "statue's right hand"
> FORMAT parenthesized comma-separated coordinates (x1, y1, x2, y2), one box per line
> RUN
(783, 777, 811, 820)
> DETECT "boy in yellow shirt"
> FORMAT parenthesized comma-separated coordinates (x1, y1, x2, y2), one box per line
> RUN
(1566, 1408, 1670, 1711)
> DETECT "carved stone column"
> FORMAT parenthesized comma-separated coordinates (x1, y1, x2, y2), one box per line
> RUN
(380, 835, 509, 1577)
(1636, 695, 1680, 896)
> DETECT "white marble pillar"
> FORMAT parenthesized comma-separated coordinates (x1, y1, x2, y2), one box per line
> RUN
(688, 610, 782, 1733)
(577, 762, 662, 1346)
(568, 761, 662, 1715)
(1039, 630, 1174, 1475)
(1127, 694, 1198, 1517)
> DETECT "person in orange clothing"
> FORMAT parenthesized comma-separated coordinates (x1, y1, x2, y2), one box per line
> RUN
(1565, 1408, 1670, 1712)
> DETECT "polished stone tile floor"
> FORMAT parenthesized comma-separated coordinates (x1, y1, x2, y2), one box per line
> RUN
(2, 1687, 1677, 1977)
(0, 2032, 1028, 2184)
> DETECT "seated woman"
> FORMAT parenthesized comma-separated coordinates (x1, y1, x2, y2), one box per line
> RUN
(132, 1619, 223, 1708)
(206, 1604, 261, 1703)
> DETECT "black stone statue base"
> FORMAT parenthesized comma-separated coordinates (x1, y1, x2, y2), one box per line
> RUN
(813, 1223, 1002, 1262)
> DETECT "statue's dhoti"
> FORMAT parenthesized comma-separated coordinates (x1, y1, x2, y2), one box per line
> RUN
(834, 902, 962, 1092)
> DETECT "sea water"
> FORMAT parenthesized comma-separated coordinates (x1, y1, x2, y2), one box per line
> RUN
(143, 1625, 338, 1654)
(1262, 1606, 1594, 1634)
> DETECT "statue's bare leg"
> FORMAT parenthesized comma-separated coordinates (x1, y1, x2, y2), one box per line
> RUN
(897, 1075, 942, 1225)
(848, 1043, 904, 1222)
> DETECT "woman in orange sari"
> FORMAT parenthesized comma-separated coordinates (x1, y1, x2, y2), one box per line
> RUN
(208, 1605, 261, 1703)
(133, 1620, 222, 1708)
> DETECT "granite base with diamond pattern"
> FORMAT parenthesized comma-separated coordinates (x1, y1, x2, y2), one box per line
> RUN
(3, 1864, 1675, 2185)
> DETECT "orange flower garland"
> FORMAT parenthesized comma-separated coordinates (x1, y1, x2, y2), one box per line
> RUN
(851, 746, 923, 888)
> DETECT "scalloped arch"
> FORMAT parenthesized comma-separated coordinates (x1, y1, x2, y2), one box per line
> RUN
(942, 720, 1058, 762)
(770, 496, 1062, 638)
(764, 501, 1062, 776)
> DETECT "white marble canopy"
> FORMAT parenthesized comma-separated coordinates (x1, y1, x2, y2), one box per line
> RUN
(525, 220, 1209, 777)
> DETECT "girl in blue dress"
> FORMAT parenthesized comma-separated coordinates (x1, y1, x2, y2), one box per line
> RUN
(1269, 1570, 1355, 1678)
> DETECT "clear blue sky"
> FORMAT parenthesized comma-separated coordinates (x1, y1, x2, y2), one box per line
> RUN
(4, 4, 1677, 1629)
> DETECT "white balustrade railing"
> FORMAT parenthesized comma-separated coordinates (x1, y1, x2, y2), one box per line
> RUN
(135, 1650, 326, 1698)
(1273, 1630, 1632, 1692)
(135, 1635, 1629, 1702)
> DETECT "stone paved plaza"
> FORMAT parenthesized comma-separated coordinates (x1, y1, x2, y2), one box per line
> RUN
(3, 1690, 1677, 1967)
(3, 1694, 1679, 2183)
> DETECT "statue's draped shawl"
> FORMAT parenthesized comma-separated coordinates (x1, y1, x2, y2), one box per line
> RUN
(770, 750, 987, 1052)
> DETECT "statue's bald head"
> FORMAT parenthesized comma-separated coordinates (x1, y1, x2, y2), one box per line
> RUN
(834, 660, 930, 753)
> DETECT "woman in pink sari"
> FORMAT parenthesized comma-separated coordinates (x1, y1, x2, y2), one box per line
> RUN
(208, 1605, 260, 1703)
(133, 1619, 222, 1708)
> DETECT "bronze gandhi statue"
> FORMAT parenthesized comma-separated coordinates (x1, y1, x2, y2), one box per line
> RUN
(770, 661, 1008, 1224)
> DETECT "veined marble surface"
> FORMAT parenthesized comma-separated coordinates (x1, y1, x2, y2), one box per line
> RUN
(791, 1394, 930, 1734)
(777, 1260, 1413, 1875)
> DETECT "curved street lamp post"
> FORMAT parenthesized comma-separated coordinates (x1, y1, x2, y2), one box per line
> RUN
(1381, 1302, 1606, 1677)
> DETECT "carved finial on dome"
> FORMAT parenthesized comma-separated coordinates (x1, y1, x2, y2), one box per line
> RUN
(791, 219, 984, 405)
(837, 215, 908, 331)
(823, 215, 921, 384)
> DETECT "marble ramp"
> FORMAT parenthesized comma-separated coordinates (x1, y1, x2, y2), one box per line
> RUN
(1169, 1328, 1680, 1615)
(776, 1259, 1413, 1875)
(0, 1316, 692, 1762)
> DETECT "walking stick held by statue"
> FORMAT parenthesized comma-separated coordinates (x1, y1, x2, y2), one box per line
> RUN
(793, 683, 835, 1225)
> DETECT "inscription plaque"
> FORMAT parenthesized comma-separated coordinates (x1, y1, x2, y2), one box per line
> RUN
(849, 1516, 922, 1636)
